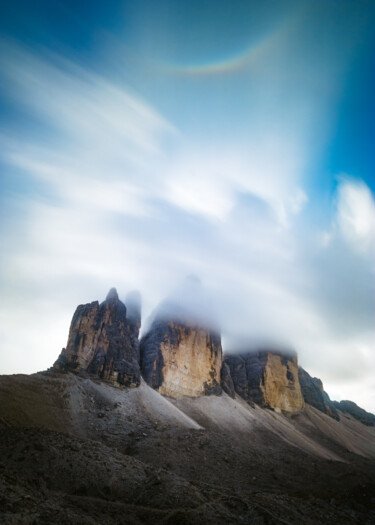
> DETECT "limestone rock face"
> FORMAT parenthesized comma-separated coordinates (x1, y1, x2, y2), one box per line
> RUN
(298, 367, 339, 420)
(140, 319, 222, 398)
(54, 288, 141, 387)
(223, 351, 305, 413)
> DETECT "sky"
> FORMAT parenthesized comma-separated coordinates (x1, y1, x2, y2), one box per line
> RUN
(0, 0, 374, 412)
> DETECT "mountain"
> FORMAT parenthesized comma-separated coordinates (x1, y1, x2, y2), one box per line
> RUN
(222, 350, 305, 413)
(140, 308, 222, 398)
(1, 288, 374, 524)
(54, 288, 141, 387)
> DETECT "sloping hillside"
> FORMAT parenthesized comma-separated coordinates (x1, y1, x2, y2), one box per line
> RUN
(1, 370, 374, 524)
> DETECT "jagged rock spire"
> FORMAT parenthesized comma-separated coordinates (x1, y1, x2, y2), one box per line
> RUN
(54, 288, 141, 387)
(106, 287, 119, 302)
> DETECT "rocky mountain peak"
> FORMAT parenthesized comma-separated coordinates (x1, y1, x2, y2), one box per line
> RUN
(54, 288, 140, 387)
(222, 349, 305, 414)
(140, 296, 222, 398)
(51, 285, 373, 424)
(105, 287, 119, 303)
(137, 278, 222, 398)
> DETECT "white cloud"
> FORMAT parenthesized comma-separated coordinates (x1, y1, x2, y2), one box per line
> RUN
(161, 139, 309, 226)
(1, 44, 374, 413)
(302, 334, 375, 412)
(2, 43, 314, 233)
(2, 46, 176, 157)
(164, 154, 236, 221)
(336, 177, 375, 251)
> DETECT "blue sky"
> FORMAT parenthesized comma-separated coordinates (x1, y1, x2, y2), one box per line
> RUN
(1, 1, 374, 411)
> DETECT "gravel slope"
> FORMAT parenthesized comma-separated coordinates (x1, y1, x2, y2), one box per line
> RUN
(0, 371, 374, 524)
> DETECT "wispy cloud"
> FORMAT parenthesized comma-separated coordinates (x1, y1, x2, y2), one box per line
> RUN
(1, 42, 374, 412)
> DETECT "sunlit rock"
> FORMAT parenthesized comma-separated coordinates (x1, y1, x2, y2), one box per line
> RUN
(140, 319, 222, 398)
(223, 350, 305, 413)
(140, 277, 222, 398)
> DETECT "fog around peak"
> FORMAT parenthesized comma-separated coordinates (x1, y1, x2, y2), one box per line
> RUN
(141, 276, 220, 335)
(125, 290, 142, 321)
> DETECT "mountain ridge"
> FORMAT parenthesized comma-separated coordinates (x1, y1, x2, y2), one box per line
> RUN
(53, 287, 374, 423)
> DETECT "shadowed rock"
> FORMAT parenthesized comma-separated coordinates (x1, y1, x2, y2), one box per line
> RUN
(220, 362, 235, 399)
(223, 350, 305, 413)
(298, 367, 339, 420)
(54, 288, 141, 387)
(333, 399, 375, 426)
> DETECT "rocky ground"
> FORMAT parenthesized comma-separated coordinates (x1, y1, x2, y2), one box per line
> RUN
(0, 371, 374, 524)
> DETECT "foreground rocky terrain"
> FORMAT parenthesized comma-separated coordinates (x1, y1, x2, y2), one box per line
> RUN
(1, 288, 374, 524)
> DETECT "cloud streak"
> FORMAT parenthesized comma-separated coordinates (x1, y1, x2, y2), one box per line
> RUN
(0, 40, 374, 413)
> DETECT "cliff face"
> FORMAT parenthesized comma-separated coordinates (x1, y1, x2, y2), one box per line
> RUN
(140, 319, 222, 398)
(54, 288, 141, 387)
(298, 367, 339, 420)
(223, 351, 305, 413)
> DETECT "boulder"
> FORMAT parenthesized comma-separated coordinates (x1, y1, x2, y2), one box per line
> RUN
(223, 350, 305, 413)
(54, 288, 141, 387)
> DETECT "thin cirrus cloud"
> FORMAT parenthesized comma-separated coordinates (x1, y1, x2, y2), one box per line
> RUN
(1, 44, 311, 230)
(0, 43, 374, 412)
